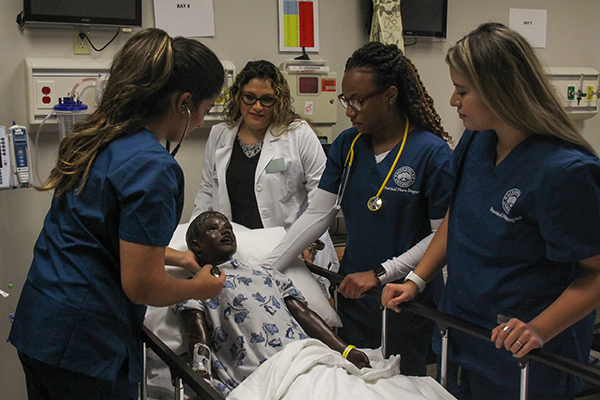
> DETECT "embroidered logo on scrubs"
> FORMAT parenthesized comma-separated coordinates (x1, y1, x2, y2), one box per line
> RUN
(393, 166, 415, 188)
(502, 188, 521, 215)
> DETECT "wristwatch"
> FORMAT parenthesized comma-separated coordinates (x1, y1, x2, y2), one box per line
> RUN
(372, 265, 387, 284)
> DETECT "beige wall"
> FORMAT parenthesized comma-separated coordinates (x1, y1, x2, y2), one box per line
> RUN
(1, 1, 599, 398)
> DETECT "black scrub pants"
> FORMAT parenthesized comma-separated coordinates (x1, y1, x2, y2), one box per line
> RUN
(18, 351, 138, 400)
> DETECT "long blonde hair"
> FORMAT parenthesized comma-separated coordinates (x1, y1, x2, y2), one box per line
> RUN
(446, 22, 595, 153)
(41, 28, 224, 196)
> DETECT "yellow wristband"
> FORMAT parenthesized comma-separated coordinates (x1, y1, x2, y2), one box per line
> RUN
(342, 344, 356, 359)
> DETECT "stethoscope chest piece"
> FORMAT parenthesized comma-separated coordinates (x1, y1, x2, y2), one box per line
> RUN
(367, 196, 383, 211)
(336, 115, 410, 213)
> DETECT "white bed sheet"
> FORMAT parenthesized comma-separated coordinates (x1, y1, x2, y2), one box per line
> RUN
(228, 339, 456, 400)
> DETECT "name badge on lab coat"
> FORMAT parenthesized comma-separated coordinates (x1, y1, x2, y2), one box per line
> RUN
(266, 158, 286, 173)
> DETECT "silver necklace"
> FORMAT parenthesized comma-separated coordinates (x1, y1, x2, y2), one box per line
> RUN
(237, 135, 263, 158)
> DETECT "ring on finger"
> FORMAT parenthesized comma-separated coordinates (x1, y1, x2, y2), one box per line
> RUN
(515, 339, 524, 347)
(502, 325, 511, 333)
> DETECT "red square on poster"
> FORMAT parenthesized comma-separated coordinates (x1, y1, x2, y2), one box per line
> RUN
(298, 1, 314, 48)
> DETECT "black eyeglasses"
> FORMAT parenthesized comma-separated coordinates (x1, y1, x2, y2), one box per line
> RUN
(241, 93, 277, 108)
(337, 91, 382, 111)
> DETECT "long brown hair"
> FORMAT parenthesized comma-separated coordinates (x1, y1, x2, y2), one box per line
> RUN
(41, 28, 224, 196)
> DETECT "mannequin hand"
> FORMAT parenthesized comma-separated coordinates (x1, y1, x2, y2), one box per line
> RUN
(346, 347, 371, 369)
(338, 271, 378, 299)
(491, 318, 544, 358)
(301, 248, 316, 263)
(382, 282, 418, 312)
(191, 264, 226, 299)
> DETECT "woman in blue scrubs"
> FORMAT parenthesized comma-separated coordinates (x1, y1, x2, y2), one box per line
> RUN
(383, 23, 600, 399)
(264, 42, 453, 376)
(9, 29, 226, 399)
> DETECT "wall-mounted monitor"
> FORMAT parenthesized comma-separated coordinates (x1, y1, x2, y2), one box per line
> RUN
(401, 0, 447, 41)
(18, 0, 142, 29)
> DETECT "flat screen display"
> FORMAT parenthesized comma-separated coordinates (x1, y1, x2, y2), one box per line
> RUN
(22, 0, 142, 28)
(401, 0, 447, 39)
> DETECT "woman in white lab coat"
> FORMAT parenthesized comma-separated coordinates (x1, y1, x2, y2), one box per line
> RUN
(191, 60, 339, 272)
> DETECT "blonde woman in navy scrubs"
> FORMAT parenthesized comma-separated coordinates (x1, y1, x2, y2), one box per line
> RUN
(383, 23, 600, 400)
(264, 42, 453, 376)
(9, 29, 226, 399)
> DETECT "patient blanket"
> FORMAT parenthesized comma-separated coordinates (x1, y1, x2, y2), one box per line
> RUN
(228, 339, 456, 400)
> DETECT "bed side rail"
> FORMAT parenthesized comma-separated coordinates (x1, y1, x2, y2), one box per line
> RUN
(141, 325, 225, 400)
(304, 261, 600, 388)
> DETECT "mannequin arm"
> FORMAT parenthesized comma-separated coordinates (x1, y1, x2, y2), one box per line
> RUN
(182, 309, 212, 380)
(284, 297, 370, 368)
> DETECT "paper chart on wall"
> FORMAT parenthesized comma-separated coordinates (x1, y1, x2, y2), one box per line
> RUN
(154, 0, 215, 38)
(279, 0, 320, 52)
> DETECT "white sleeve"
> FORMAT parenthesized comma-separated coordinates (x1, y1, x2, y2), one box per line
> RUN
(262, 188, 338, 271)
(378, 218, 443, 284)
(189, 128, 219, 223)
(295, 121, 327, 204)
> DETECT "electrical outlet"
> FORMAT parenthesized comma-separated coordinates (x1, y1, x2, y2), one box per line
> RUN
(73, 31, 91, 55)
(35, 79, 55, 110)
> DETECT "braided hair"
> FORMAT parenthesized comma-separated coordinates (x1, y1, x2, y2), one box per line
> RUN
(345, 42, 451, 144)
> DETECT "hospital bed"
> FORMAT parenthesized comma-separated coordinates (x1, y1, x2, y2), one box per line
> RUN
(303, 262, 600, 399)
(142, 225, 600, 400)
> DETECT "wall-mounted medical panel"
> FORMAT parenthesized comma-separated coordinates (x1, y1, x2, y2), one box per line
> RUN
(25, 57, 111, 126)
(546, 67, 599, 119)
(281, 59, 337, 141)
(25, 58, 236, 127)
(210, 60, 236, 119)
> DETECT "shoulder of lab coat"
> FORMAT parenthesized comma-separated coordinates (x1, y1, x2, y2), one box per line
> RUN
(190, 120, 241, 222)
(263, 120, 325, 198)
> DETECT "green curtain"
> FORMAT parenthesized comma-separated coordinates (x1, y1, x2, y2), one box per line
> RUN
(370, 0, 404, 52)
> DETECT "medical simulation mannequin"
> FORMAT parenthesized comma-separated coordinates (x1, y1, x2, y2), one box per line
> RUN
(172, 211, 370, 397)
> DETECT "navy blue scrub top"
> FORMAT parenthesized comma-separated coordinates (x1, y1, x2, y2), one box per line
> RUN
(440, 129, 600, 395)
(9, 129, 184, 383)
(319, 127, 452, 275)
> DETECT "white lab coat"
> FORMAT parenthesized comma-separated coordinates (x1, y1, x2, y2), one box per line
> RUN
(191, 119, 339, 273)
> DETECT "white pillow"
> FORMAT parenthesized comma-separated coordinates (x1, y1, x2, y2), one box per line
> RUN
(145, 222, 342, 355)
(232, 225, 342, 327)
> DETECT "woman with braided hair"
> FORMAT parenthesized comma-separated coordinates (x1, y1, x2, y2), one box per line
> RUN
(263, 41, 453, 376)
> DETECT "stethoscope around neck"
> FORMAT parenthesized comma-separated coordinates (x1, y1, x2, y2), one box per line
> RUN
(166, 103, 191, 157)
(335, 115, 409, 212)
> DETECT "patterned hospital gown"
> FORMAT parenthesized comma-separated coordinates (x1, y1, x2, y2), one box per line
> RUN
(171, 259, 308, 396)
